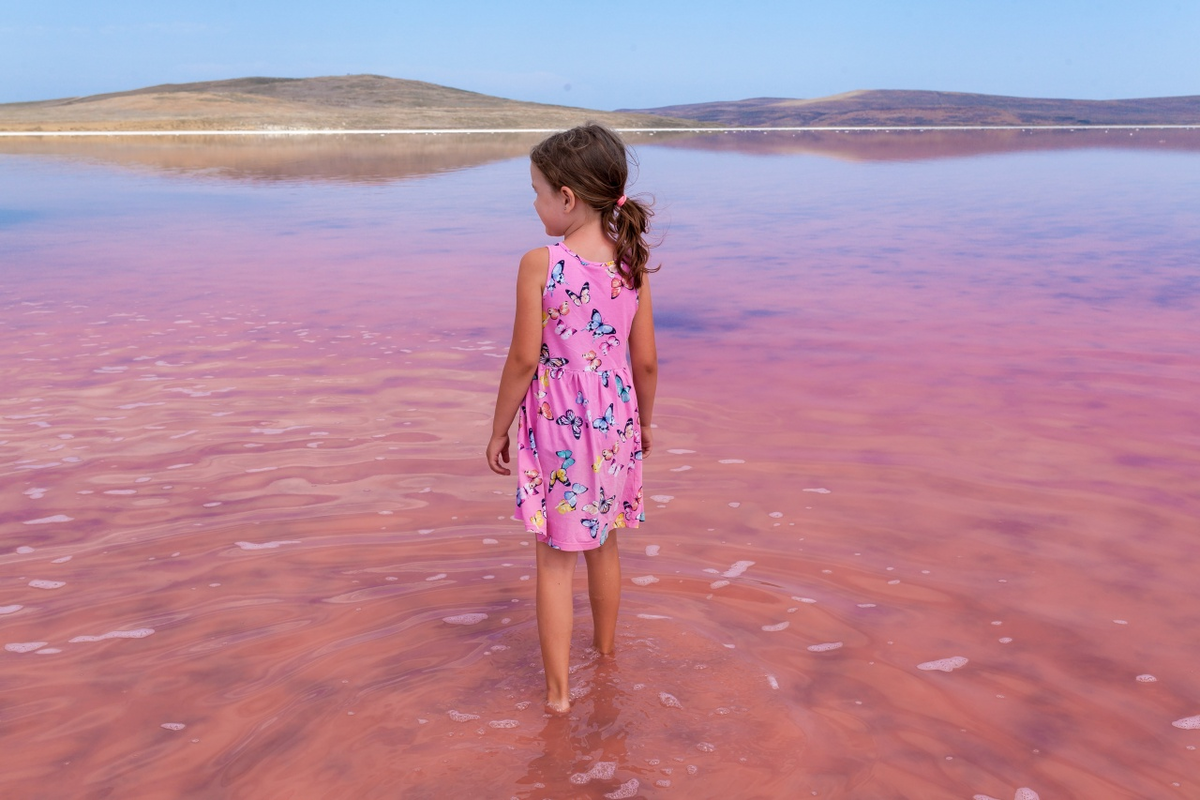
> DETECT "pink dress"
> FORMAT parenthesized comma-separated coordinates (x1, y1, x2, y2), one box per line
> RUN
(515, 242, 645, 550)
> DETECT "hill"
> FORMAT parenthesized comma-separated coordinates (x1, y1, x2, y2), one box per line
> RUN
(624, 90, 1200, 127)
(0, 75, 695, 133)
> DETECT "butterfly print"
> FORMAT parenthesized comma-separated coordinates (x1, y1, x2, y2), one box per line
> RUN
(591, 403, 615, 434)
(598, 335, 621, 355)
(556, 409, 584, 439)
(539, 344, 569, 378)
(614, 374, 631, 402)
(545, 260, 566, 294)
(548, 449, 575, 490)
(586, 309, 616, 338)
(583, 486, 615, 516)
(581, 350, 602, 371)
(557, 482, 588, 514)
(566, 282, 590, 306)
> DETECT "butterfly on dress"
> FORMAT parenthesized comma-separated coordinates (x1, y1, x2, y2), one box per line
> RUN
(586, 309, 616, 339)
(581, 350, 602, 371)
(583, 487, 614, 516)
(566, 282, 590, 307)
(581, 517, 607, 540)
(590, 403, 615, 434)
(610, 276, 627, 299)
(556, 409, 585, 439)
(614, 374, 631, 402)
(556, 482, 588, 514)
(598, 335, 621, 356)
(543, 300, 570, 327)
(617, 417, 637, 443)
(555, 320, 577, 340)
(545, 260, 566, 295)
(575, 391, 588, 406)
(597, 370, 610, 387)
(537, 401, 553, 420)
(539, 344, 569, 379)
(592, 441, 621, 473)
(548, 449, 575, 490)
(516, 469, 543, 506)
(529, 508, 545, 530)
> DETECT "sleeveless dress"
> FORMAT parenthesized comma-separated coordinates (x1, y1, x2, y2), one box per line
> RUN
(515, 242, 645, 550)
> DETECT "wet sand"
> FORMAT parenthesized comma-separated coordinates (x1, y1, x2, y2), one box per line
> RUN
(2, 134, 1199, 798)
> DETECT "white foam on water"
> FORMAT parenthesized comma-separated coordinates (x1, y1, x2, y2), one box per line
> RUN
(973, 795, 1002, 800)
(696, 742, 716, 752)
(918, 656, 969, 672)
(70, 628, 155, 642)
(15, 545, 35, 554)
(166, 463, 193, 470)
(1113, 619, 1128, 625)
(426, 573, 447, 581)
(631, 575, 659, 586)
(650, 495, 674, 503)
(605, 778, 639, 799)
(29, 580, 65, 589)
(570, 761, 617, 785)
(718, 459, 744, 464)
(792, 596, 817, 604)
(669, 465, 692, 472)
(636, 613, 671, 620)
(251, 426, 308, 435)
(1172, 715, 1200, 729)
(482, 538, 499, 544)
(1136, 674, 1157, 682)
(723, 560, 755, 578)
(808, 642, 843, 652)
(203, 502, 222, 508)
(857, 603, 877, 608)
(418, 528, 434, 534)
(161, 723, 187, 731)
(762, 621, 789, 632)
(768, 511, 783, 518)
(53, 556, 74, 565)
(36, 648, 62, 654)
(104, 490, 137, 495)
(488, 719, 519, 729)
(766, 674, 779, 689)
(245, 467, 277, 473)
(0, 605, 23, 615)
(999, 637, 1013, 644)
(23, 488, 47, 499)
(709, 580, 729, 589)
(447, 710, 480, 722)
(5, 642, 48, 653)
(443, 613, 487, 625)
(24, 515, 73, 525)
(235, 540, 300, 550)
(666, 449, 695, 454)
(659, 692, 683, 708)
(118, 402, 164, 409)
(1014, 790, 1040, 800)
(803, 488, 831, 494)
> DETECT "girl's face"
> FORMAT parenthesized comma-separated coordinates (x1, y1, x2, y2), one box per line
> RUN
(531, 163, 570, 237)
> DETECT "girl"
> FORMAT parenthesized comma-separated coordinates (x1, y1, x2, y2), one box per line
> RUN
(486, 123, 658, 713)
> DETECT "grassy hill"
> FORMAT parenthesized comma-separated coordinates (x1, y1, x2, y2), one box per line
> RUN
(0, 75, 695, 133)
(624, 90, 1200, 127)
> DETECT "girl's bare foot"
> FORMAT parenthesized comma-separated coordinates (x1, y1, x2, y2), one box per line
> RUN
(545, 695, 571, 714)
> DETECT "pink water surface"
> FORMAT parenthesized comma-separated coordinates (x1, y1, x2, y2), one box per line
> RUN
(2, 132, 1199, 798)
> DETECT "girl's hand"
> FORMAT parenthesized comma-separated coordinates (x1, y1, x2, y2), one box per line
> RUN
(639, 427, 652, 459)
(487, 432, 511, 475)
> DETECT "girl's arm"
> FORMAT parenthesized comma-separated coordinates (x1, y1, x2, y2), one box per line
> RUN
(487, 248, 548, 475)
(628, 277, 658, 458)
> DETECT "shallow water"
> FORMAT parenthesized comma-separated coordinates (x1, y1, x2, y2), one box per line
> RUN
(2, 131, 1199, 799)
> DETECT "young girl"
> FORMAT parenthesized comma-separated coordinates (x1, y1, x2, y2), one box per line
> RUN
(486, 123, 658, 712)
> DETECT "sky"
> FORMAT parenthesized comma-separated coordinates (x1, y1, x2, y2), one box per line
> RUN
(2, 1, 1197, 108)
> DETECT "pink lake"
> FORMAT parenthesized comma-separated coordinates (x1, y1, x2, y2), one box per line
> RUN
(1, 130, 1199, 799)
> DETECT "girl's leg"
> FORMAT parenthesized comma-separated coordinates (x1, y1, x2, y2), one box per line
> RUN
(535, 542, 578, 711)
(582, 529, 621, 654)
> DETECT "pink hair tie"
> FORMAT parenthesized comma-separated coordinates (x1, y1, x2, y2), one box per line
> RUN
(616, 194, 627, 208)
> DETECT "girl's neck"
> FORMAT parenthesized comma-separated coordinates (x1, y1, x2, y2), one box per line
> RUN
(561, 217, 614, 264)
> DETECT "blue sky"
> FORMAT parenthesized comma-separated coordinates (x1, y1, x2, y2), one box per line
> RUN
(2, 1, 1196, 108)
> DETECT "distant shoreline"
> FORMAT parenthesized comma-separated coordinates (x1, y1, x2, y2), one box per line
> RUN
(2, 124, 1198, 137)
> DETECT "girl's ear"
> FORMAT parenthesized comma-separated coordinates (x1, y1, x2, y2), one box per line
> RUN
(560, 185, 577, 212)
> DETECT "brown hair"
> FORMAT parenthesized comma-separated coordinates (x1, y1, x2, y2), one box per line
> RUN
(530, 123, 658, 290)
